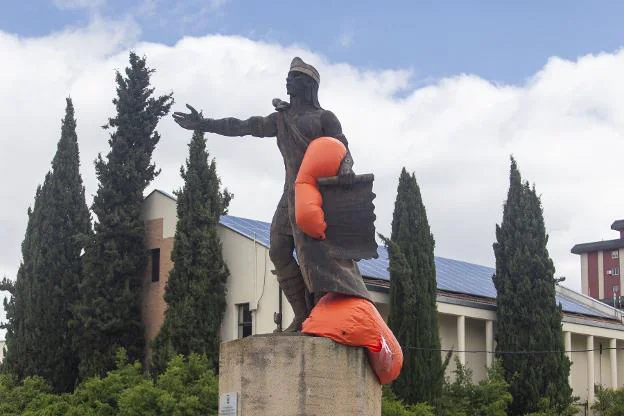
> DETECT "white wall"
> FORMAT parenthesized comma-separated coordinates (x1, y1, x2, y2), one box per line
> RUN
(219, 228, 291, 341)
(141, 191, 177, 238)
(438, 313, 461, 377)
(596, 338, 612, 389)
(465, 317, 487, 382)
(436, 313, 490, 382)
(569, 333, 589, 403)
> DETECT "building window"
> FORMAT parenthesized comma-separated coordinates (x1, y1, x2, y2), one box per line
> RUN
(151, 248, 160, 282)
(614, 267, 620, 276)
(238, 303, 252, 339)
(613, 250, 620, 259)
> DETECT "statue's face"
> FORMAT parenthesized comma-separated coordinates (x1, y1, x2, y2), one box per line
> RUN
(286, 71, 308, 97)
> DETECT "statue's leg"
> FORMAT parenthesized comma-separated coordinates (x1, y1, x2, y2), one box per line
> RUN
(269, 230, 309, 333)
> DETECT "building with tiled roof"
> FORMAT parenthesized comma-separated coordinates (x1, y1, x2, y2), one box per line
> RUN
(143, 189, 624, 408)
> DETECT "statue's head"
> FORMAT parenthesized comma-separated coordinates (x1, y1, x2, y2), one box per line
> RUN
(287, 57, 321, 108)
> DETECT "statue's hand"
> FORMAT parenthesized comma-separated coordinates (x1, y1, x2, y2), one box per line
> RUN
(172, 104, 205, 130)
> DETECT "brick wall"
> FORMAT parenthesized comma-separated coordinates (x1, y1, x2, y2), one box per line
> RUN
(141, 217, 174, 361)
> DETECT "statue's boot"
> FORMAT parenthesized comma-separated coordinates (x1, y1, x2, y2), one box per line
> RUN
(277, 271, 310, 332)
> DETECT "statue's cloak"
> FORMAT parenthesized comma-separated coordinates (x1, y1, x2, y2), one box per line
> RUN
(270, 110, 377, 300)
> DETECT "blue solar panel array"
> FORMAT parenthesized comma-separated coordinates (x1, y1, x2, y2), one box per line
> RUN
(220, 215, 612, 319)
(219, 215, 271, 247)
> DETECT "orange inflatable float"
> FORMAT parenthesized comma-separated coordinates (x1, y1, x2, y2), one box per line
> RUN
(295, 137, 347, 239)
(302, 293, 404, 385)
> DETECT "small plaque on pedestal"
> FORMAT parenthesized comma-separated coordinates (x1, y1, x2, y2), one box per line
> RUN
(218, 392, 238, 416)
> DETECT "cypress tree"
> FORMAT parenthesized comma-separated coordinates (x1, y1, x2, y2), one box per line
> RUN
(385, 167, 443, 404)
(1, 98, 91, 392)
(74, 52, 173, 378)
(1, 203, 37, 379)
(0, 276, 14, 369)
(151, 130, 232, 372)
(492, 157, 573, 415)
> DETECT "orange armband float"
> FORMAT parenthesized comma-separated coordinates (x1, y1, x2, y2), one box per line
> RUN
(295, 137, 347, 239)
(302, 293, 404, 385)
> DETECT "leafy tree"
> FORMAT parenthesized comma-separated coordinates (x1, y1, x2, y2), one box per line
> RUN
(384, 167, 443, 404)
(382, 387, 435, 416)
(524, 397, 579, 416)
(437, 359, 512, 416)
(121, 354, 219, 415)
(73, 52, 173, 378)
(492, 157, 573, 415)
(592, 387, 624, 416)
(0, 374, 61, 416)
(151, 130, 231, 372)
(69, 349, 145, 415)
(1, 98, 91, 392)
(0, 350, 218, 415)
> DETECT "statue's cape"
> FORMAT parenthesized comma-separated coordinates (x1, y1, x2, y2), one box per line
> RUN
(318, 174, 379, 261)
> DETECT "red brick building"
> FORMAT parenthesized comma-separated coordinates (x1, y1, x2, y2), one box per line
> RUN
(572, 220, 624, 306)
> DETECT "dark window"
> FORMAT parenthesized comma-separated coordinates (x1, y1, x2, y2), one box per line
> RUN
(238, 303, 252, 338)
(151, 248, 160, 282)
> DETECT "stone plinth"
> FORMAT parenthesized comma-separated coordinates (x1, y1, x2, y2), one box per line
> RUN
(219, 334, 381, 416)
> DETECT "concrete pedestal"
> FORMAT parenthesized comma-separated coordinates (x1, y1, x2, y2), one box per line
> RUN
(218, 334, 382, 416)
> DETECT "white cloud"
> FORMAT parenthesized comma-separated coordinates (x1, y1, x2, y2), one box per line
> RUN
(141, 0, 228, 35)
(207, 0, 228, 11)
(53, 0, 106, 10)
(2, 21, 624, 336)
(338, 19, 355, 48)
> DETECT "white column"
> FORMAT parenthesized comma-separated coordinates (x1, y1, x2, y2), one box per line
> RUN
(564, 331, 572, 385)
(581, 253, 589, 295)
(611, 338, 618, 388)
(457, 315, 466, 366)
(619, 249, 624, 303)
(587, 335, 595, 404)
(564, 331, 572, 359)
(485, 320, 494, 368)
(598, 251, 605, 299)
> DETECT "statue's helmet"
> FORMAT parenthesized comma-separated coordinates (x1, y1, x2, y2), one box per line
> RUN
(290, 57, 320, 85)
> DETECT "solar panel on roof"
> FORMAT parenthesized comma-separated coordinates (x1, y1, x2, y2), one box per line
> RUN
(220, 215, 271, 247)
(218, 215, 612, 319)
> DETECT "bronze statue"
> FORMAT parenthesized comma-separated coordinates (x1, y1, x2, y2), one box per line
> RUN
(173, 57, 376, 332)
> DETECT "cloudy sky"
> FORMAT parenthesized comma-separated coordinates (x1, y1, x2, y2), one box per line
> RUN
(2, 1, 624, 334)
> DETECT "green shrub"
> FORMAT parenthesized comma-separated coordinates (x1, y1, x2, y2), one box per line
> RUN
(0, 374, 57, 415)
(0, 349, 218, 415)
(521, 393, 579, 415)
(436, 358, 512, 416)
(382, 386, 435, 416)
(592, 386, 624, 416)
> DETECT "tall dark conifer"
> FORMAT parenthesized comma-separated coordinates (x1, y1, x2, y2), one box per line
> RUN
(1, 202, 38, 379)
(151, 130, 231, 372)
(386, 167, 443, 404)
(74, 52, 173, 378)
(493, 157, 572, 415)
(1, 98, 91, 392)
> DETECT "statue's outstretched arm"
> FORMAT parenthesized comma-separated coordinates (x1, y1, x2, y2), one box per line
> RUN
(206, 115, 277, 137)
(173, 104, 277, 138)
